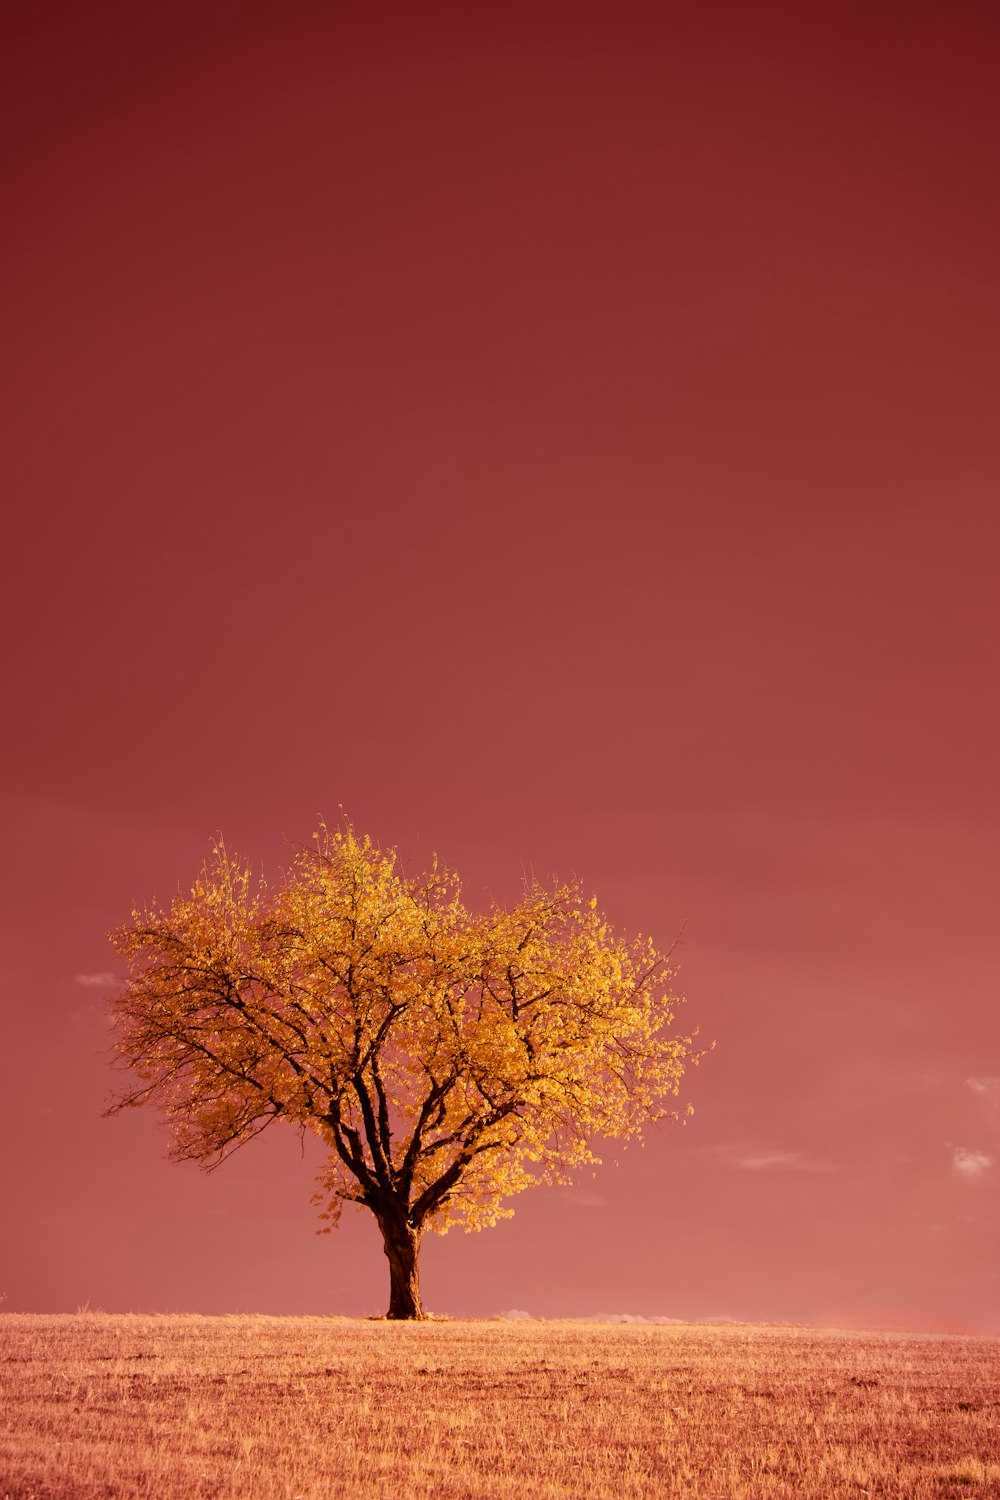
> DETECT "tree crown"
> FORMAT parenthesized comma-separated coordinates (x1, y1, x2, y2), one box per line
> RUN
(108, 824, 704, 1236)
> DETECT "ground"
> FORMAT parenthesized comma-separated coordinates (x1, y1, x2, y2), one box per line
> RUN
(2, 1314, 998, 1498)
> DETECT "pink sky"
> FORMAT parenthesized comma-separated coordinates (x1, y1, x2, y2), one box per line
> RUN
(2, 1, 997, 1332)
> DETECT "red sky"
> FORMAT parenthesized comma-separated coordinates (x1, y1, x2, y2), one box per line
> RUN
(2, 0, 998, 1333)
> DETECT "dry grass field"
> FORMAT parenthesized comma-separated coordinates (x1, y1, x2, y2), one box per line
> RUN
(1, 1313, 998, 1499)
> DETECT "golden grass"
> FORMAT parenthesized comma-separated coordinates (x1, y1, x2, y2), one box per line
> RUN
(2, 1313, 998, 1498)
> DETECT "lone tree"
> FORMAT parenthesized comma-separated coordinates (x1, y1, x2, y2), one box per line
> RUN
(107, 825, 705, 1319)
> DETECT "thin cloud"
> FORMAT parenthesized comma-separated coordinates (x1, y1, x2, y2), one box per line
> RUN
(497, 1309, 534, 1321)
(710, 1144, 837, 1173)
(966, 1077, 1000, 1120)
(953, 1147, 993, 1179)
(74, 972, 118, 989)
(559, 1190, 608, 1209)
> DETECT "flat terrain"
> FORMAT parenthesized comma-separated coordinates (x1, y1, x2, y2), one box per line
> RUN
(1, 1314, 998, 1498)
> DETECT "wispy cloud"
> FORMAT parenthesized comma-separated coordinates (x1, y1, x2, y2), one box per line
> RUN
(966, 1077, 1000, 1131)
(953, 1147, 993, 1179)
(709, 1144, 837, 1173)
(497, 1309, 534, 1320)
(74, 972, 118, 989)
(559, 1190, 608, 1209)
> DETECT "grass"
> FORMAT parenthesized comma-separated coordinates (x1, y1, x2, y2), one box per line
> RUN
(1, 1313, 998, 1498)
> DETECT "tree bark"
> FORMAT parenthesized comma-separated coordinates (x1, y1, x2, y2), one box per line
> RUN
(377, 1212, 425, 1320)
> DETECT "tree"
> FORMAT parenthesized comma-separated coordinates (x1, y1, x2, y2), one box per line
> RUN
(107, 824, 705, 1319)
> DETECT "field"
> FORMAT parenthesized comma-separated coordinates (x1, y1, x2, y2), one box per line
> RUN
(2, 1314, 998, 1499)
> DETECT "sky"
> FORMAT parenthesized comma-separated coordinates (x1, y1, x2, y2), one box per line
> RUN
(2, 0, 998, 1333)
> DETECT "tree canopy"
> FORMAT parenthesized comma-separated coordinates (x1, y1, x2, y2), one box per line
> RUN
(107, 824, 705, 1318)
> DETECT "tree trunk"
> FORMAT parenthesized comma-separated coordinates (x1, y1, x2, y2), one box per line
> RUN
(377, 1212, 425, 1320)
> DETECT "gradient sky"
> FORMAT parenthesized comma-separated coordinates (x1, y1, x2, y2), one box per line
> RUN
(2, 1, 998, 1333)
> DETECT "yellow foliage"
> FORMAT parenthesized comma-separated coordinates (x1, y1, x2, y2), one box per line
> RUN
(108, 824, 706, 1241)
